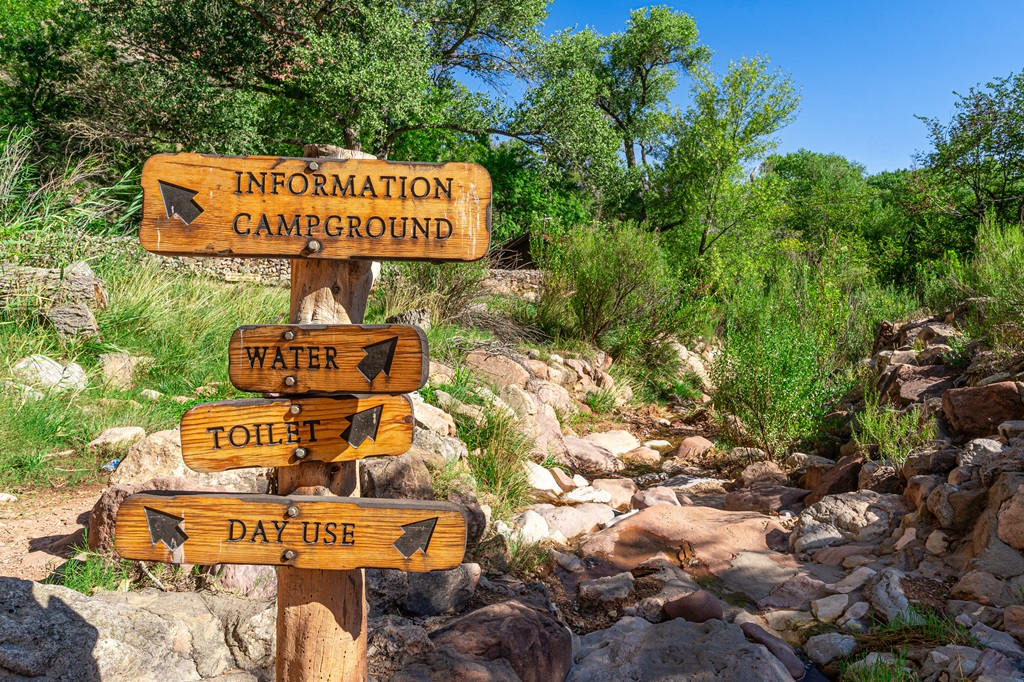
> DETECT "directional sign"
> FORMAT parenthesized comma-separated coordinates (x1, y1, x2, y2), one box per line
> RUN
(114, 492, 467, 571)
(228, 324, 428, 395)
(180, 395, 413, 472)
(140, 154, 491, 261)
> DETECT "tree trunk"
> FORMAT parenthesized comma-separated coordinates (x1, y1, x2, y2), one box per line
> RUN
(275, 143, 378, 682)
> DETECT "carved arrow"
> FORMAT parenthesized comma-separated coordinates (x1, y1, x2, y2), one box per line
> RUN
(158, 181, 204, 225)
(393, 517, 438, 558)
(355, 336, 398, 382)
(340, 404, 383, 448)
(144, 507, 188, 551)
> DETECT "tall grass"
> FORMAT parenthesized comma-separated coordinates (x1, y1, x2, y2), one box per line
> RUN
(854, 389, 936, 465)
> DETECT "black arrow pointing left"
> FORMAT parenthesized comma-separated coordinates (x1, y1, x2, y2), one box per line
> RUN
(340, 404, 383, 448)
(144, 507, 188, 551)
(158, 180, 204, 225)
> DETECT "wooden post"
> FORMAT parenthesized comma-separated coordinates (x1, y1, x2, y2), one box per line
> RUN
(275, 144, 378, 682)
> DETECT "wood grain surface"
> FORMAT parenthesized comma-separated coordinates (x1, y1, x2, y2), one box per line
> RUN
(139, 153, 491, 261)
(180, 395, 412, 472)
(228, 324, 427, 394)
(114, 492, 467, 571)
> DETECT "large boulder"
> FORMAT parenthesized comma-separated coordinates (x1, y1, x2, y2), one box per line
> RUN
(534, 503, 615, 540)
(724, 484, 809, 513)
(804, 454, 864, 505)
(361, 454, 434, 500)
(564, 437, 625, 475)
(0, 578, 274, 681)
(464, 351, 530, 390)
(428, 600, 572, 682)
(789, 490, 912, 554)
(11, 354, 87, 392)
(878, 363, 957, 406)
(944, 382, 1024, 437)
(568, 617, 792, 681)
(582, 431, 641, 457)
(87, 426, 147, 458)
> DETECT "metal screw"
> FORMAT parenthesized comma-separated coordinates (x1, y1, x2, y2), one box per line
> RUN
(306, 239, 322, 253)
(289, 404, 301, 415)
(283, 549, 297, 561)
(284, 376, 297, 387)
(306, 161, 319, 172)
(293, 447, 309, 459)
(283, 329, 296, 341)
(286, 505, 299, 518)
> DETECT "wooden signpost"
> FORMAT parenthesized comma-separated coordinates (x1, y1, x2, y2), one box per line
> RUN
(113, 146, 491, 682)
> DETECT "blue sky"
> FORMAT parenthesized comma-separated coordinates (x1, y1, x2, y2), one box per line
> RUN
(536, 1, 1024, 173)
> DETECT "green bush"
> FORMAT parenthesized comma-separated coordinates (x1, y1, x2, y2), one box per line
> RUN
(369, 260, 487, 327)
(969, 217, 1024, 339)
(854, 389, 936, 465)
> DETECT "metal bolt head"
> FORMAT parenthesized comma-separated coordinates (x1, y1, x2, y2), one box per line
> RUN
(293, 447, 309, 459)
(284, 375, 297, 387)
(307, 239, 322, 253)
(283, 329, 296, 341)
(289, 404, 301, 415)
(306, 161, 319, 172)
(283, 549, 297, 561)
(286, 505, 299, 518)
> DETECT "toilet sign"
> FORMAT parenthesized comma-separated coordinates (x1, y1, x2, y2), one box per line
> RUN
(115, 492, 467, 571)
(139, 154, 491, 261)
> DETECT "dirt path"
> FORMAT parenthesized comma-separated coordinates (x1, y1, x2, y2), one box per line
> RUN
(0, 484, 103, 581)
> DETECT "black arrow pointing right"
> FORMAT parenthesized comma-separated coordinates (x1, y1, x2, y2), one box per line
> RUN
(144, 507, 189, 551)
(158, 180, 204, 225)
(356, 336, 398, 382)
(340, 404, 383, 448)
(393, 517, 438, 558)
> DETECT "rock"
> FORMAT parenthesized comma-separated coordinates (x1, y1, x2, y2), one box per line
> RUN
(96, 353, 148, 390)
(562, 485, 613, 505)
(1001, 604, 1024, 641)
(529, 380, 577, 416)
(1000, 421, 1024, 441)
(564, 437, 624, 475)
(670, 342, 713, 391)
(429, 361, 456, 385)
(644, 439, 672, 451)
(11, 354, 87, 392)
(805, 632, 857, 666)
(997, 487, 1024, 550)
(140, 388, 163, 401)
(465, 351, 530, 390)
(582, 430, 641, 456)
(804, 454, 865, 505)
(578, 505, 785, 573)
(406, 563, 480, 616)
(670, 436, 714, 459)
(971, 622, 1024, 658)
(663, 589, 724, 623)
(87, 426, 147, 457)
(739, 623, 806, 680)
(905, 474, 943, 510)
(961, 438, 1007, 468)
(0, 578, 273, 681)
(514, 510, 553, 544)
(535, 503, 615, 540)
(857, 460, 901, 493)
(879, 363, 957, 406)
(786, 452, 835, 470)
(925, 530, 949, 554)
(944, 382, 1024, 437)
(790, 490, 912, 553)
(409, 392, 456, 437)
(927, 482, 986, 532)
(919, 344, 952, 365)
(568, 617, 792, 681)
(0, 493, 16, 504)
(523, 461, 564, 502)
(889, 349, 919, 366)
(838, 601, 870, 627)
(757, 572, 830, 611)
(724, 484, 809, 513)
(413, 427, 468, 463)
(89, 476, 233, 552)
(499, 384, 538, 421)
(446, 484, 486, 550)
(951, 570, 1006, 606)
(391, 649, 521, 682)
(591, 479, 639, 511)
(622, 447, 661, 466)
(631, 487, 682, 510)
(864, 568, 919, 623)
(579, 572, 635, 603)
(368, 615, 436, 680)
(903, 447, 960, 479)
(738, 461, 789, 487)
(387, 308, 431, 330)
(0, 261, 108, 310)
(44, 304, 100, 339)
(202, 564, 278, 600)
(361, 454, 434, 500)
(549, 467, 577, 492)
(429, 600, 572, 682)
(811, 593, 849, 621)
(827, 566, 877, 594)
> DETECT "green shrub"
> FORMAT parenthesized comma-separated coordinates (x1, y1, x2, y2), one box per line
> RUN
(853, 390, 935, 465)
(369, 260, 487, 326)
(839, 652, 914, 682)
(505, 536, 549, 578)
(45, 534, 135, 595)
(969, 217, 1024, 339)
(584, 389, 616, 415)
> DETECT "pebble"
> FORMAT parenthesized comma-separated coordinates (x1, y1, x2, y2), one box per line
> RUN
(140, 389, 163, 400)
(0, 493, 17, 504)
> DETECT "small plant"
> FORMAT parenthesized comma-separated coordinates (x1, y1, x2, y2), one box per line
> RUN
(584, 389, 616, 415)
(461, 410, 534, 521)
(666, 371, 704, 401)
(506, 535, 549, 578)
(944, 334, 973, 370)
(857, 606, 978, 651)
(854, 389, 936, 466)
(839, 652, 915, 682)
(45, 535, 135, 595)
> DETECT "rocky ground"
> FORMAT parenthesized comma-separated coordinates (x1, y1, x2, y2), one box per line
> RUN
(3, 288, 1024, 681)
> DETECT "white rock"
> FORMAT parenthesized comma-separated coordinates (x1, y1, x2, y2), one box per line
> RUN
(550, 549, 583, 572)
(408, 392, 456, 437)
(561, 486, 613, 505)
(514, 510, 551, 544)
(499, 384, 538, 419)
(643, 439, 672, 451)
(3, 381, 44, 400)
(524, 461, 563, 501)
(572, 474, 589, 488)
(140, 388, 163, 401)
(958, 438, 1006, 468)
(925, 530, 949, 555)
(828, 567, 877, 594)
(811, 594, 849, 621)
(0, 493, 17, 504)
(582, 430, 641, 456)
(838, 601, 870, 627)
(87, 427, 147, 455)
(12, 355, 87, 392)
(894, 527, 917, 551)
(805, 632, 857, 666)
(578, 572, 635, 603)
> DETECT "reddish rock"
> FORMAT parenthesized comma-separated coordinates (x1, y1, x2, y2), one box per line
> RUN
(464, 351, 530, 389)
(429, 600, 572, 682)
(631, 487, 682, 509)
(905, 475, 943, 511)
(621, 446, 661, 467)
(89, 476, 230, 552)
(740, 622, 806, 680)
(671, 436, 714, 459)
(738, 461, 788, 487)
(592, 478, 640, 512)
(944, 382, 1024, 438)
(663, 589, 724, 623)
(801, 464, 832, 490)
(879, 363, 957, 407)
(804, 455, 865, 505)
(724, 484, 809, 513)
(810, 544, 878, 567)
(757, 572, 830, 611)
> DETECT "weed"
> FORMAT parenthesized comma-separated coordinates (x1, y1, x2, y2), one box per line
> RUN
(506, 535, 549, 578)
(461, 410, 533, 521)
(854, 388, 936, 466)
(857, 606, 978, 651)
(839, 652, 914, 682)
(584, 389, 616, 415)
(45, 535, 134, 595)
(944, 334, 974, 370)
